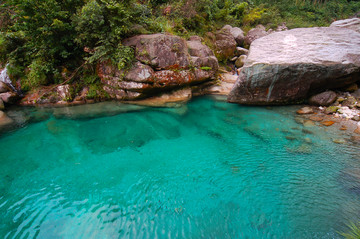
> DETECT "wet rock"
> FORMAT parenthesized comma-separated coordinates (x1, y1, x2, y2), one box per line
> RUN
(53, 101, 145, 119)
(303, 120, 315, 127)
(0, 110, 14, 130)
(235, 55, 247, 68)
(309, 115, 323, 122)
(340, 125, 347, 130)
(325, 106, 339, 114)
(244, 25, 268, 46)
(296, 107, 314, 114)
(321, 120, 335, 126)
(309, 91, 337, 106)
(228, 26, 360, 105)
(302, 128, 313, 134)
(350, 135, 360, 142)
(0, 99, 4, 110)
(127, 88, 192, 107)
(333, 138, 346, 144)
(123, 34, 189, 69)
(235, 47, 249, 56)
(215, 26, 237, 60)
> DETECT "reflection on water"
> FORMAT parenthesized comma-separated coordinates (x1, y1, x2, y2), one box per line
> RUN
(0, 96, 359, 238)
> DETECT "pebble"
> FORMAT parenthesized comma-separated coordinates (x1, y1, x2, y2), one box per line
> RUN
(321, 121, 335, 126)
(333, 138, 346, 144)
(303, 120, 315, 127)
(297, 107, 313, 115)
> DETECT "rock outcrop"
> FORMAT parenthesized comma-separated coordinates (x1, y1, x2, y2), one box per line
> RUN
(99, 34, 218, 101)
(228, 23, 360, 105)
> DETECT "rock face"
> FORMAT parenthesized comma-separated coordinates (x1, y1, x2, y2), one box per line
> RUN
(330, 18, 360, 33)
(100, 34, 218, 101)
(228, 26, 360, 105)
(123, 33, 189, 69)
(309, 91, 337, 106)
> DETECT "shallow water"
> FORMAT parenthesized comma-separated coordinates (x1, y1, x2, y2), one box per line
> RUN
(0, 97, 359, 238)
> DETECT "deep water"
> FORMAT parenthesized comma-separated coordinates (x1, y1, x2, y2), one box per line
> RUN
(0, 97, 359, 238)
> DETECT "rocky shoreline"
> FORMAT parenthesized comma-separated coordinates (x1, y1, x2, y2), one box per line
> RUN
(1, 18, 360, 137)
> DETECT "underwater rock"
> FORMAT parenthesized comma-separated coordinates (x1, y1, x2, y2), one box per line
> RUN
(0, 110, 14, 130)
(126, 88, 192, 107)
(321, 121, 335, 126)
(296, 107, 314, 115)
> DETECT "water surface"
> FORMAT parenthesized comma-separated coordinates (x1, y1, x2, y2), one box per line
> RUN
(0, 97, 359, 238)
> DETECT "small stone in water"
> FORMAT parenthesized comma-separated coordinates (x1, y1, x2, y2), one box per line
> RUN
(303, 120, 315, 127)
(340, 125, 347, 130)
(309, 115, 323, 122)
(296, 107, 313, 115)
(333, 138, 346, 144)
(321, 121, 335, 126)
(354, 127, 360, 135)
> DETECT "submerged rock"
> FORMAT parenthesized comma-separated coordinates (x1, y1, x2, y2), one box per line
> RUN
(296, 107, 313, 115)
(127, 88, 192, 107)
(0, 110, 14, 130)
(228, 26, 360, 105)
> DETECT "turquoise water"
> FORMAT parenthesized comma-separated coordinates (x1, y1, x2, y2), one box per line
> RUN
(0, 97, 359, 238)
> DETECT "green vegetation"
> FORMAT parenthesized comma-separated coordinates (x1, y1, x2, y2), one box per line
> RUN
(0, 0, 359, 92)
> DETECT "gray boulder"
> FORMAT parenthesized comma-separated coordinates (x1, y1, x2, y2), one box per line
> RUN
(309, 91, 337, 106)
(123, 34, 189, 69)
(235, 47, 249, 56)
(235, 55, 247, 68)
(330, 18, 360, 33)
(215, 26, 237, 61)
(228, 26, 360, 105)
(244, 25, 268, 46)
(223, 25, 245, 46)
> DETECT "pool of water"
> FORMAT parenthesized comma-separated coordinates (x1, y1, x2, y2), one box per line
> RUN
(0, 97, 359, 238)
